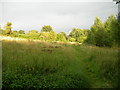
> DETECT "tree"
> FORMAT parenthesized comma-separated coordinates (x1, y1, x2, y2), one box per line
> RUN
(0, 26, 2, 35)
(86, 17, 105, 46)
(39, 30, 57, 41)
(91, 17, 104, 33)
(77, 36, 87, 43)
(11, 30, 19, 37)
(48, 30, 57, 41)
(104, 15, 119, 46)
(18, 30, 25, 34)
(95, 28, 110, 46)
(39, 32, 49, 41)
(69, 28, 80, 39)
(59, 32, 68, 40)
(86, 15, 120, 47)
(29, 30, 38, 33)
(41, 25, 53, 32)
(26, 30, 39, 39)
(117, 12, 120, 46)
(69, 28, 89, 43)
(56, 33, 66, 42)
(68, 37, 76, 42)
(85, 31, 95, 44)
(4, 22, 12, 35)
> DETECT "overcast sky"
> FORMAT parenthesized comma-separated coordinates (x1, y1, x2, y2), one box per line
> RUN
(0, 1, 118, 34)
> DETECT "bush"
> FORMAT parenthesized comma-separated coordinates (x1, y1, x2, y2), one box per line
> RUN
(68, 37, 76, 42)
(56, 33, 66, 42)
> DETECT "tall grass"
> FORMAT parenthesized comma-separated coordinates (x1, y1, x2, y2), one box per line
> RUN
(77, 45, 119, 87)
(2, 40, 119, 88)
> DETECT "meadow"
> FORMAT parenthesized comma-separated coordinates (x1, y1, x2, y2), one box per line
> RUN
(2, 39, 119, 88)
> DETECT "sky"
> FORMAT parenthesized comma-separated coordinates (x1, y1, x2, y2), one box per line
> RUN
(0, 0, 118, 34)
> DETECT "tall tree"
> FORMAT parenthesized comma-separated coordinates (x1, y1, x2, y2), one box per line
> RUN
(4, 22, 12, 35)
(48, 30, 57, 41)
(117, 12, 120, 46)
(104, 15, 119, 46)
(91, 17, 104, 33)
(86, 17, 108, 46)
(70, 28, 88, 38)
(59, 32, 68, 40)
(41, 25, 53, 32)
(27, 30, 39, 39)
(57, 33, 66, 42)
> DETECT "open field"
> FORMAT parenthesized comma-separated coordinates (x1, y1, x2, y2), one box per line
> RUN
(2, 39, 119, 88)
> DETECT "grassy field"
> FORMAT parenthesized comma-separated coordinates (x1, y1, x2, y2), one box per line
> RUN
(2, 39, 119, 88)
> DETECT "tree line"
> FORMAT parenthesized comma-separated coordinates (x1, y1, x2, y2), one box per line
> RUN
(0, 14, 120, 47)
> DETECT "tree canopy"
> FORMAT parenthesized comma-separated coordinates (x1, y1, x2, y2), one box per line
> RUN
(41, 25, 53, 32)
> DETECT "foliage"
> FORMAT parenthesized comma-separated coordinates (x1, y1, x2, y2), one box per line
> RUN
(4, 22, 12, 35)
(47, 30, 57, 41)
(68, 37, 76, 42)
(0, 26, 3, 35)
(69, 28, 89, 43)
(86, 15, 120, 47)
(10, 30, 19, 37)
(117, 12, 120, 46)
(59, 32, 68, 40)
(26, 30, 39, 39)
(56, 33, 66, 42)
(18, 30, 25, 34)
(39, 30, 57, 41)
(41, 25, 53, 32)
(77, 36, 87, 43)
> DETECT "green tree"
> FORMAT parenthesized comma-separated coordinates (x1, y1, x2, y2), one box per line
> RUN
(26, 30, 39, 39)
(86, 17, 105, 46)
(29, 30, 38, 33)
(95, 28, 109, 46)
(69, 28, 89, 43)
(41, 25, 53, 32)
(18, 30, 25, 34)
(39, 30, 57, 41)
(56, 33, 66, 42)
(117, 12, 120, 46)
(77, 36, 87, 43)
(59, 32, 68, 40)
(68, 37, 76, 42)
(11, 30, 19, 37)
(104, 15, 119, 46)
(48, 30, 57, 41)
(86, 15, 119, 47)
(0, 26, 2, 35)
(39, 32, 49, 41)
(4, 22, 12, 35)
(91, 17, 104, 33)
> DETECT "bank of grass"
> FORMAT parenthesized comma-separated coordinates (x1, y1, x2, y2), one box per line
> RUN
(73, 45, 119, 88)
(2, 40, 119, 88)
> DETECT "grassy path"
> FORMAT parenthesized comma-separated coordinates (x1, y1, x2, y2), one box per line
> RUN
(71, 45, 114, 88)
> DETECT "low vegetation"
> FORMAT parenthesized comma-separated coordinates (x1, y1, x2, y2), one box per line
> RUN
(2, 40, 119, 88)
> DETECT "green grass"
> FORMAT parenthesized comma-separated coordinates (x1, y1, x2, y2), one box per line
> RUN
(2, 40, 119, 88)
